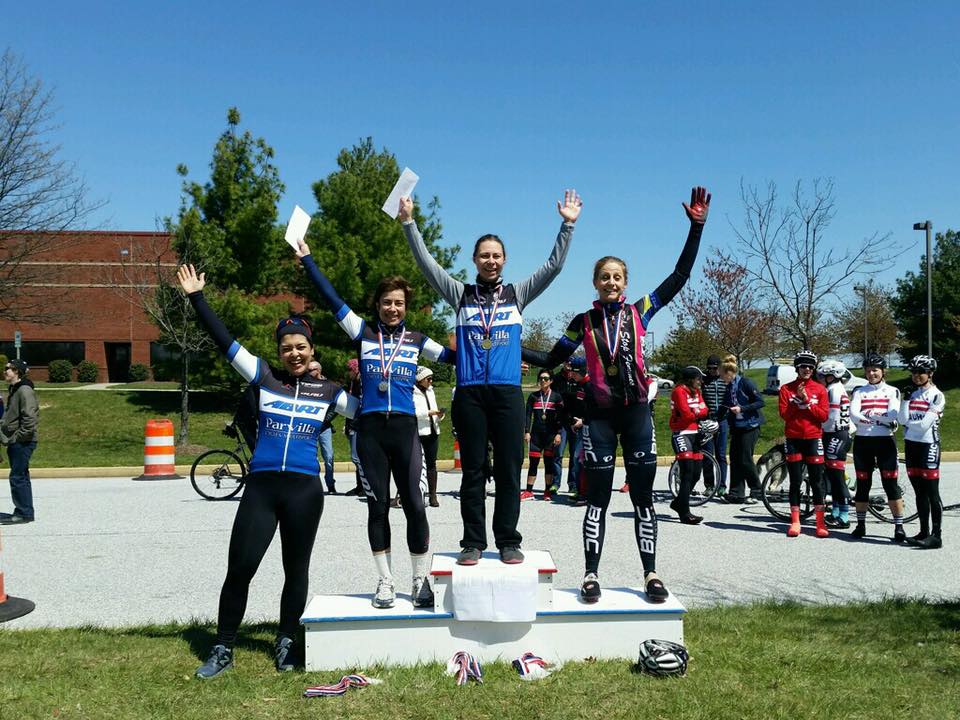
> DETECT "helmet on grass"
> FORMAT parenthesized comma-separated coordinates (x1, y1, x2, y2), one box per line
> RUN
(637, 639, 689, 677)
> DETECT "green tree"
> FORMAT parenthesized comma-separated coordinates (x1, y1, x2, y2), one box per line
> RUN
(296, 138, 461, 376)
(892, 229, 960, 384)
(830, 282, 900, 361)
(650, 325, 725, 381)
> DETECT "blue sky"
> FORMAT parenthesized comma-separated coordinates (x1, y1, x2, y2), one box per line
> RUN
(6, 2, 958, 341)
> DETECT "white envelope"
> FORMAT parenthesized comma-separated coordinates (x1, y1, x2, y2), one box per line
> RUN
(381, 167, 419, 218)
(284, 205, 311, 251)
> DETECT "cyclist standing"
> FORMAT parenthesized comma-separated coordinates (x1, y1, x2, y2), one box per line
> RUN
(778, 350, 830, 538)
(817, 359, 853, 528)
(523, 370, 565, 501)
(899, 355, 945, 549)
(669, 366, 710, 524)
(850, 354, 904, 541)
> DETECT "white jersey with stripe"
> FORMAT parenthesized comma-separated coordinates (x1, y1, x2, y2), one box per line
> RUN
(822, 382, 851, 433)
(899, 384, 945, 444)
(849, 382, 900, 437)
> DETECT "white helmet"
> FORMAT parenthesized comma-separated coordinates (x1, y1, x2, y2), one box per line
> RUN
(817, 359, 847, 380)
(637, 639, 689, 677)
(698, 419, 720, 437)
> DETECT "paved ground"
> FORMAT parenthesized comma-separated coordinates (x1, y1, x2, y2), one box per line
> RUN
(2, 465, 959, 629)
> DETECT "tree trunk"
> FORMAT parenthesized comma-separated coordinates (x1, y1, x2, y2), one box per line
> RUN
(178, 352, 190, 447)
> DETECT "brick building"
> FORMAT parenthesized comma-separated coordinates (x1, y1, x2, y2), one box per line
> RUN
(0, 230, 176, 382)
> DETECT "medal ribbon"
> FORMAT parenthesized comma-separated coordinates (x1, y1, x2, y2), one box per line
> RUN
(377, 327, 408, 383)
(473, 285, 502, 341)
(602, 305, 625, 366)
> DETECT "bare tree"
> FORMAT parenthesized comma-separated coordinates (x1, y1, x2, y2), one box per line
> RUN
(679, 250, 779, 367)
(731, 178, 897, 352)
(108, 234, 212, 447)
(0, 49, 104, 322)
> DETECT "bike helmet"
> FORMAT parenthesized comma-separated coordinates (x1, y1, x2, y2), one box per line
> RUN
(793, 349, 818, 368)
(637, 639, 689, 677)
(698, 419, 720, 437)
(863, 353, 886, 370)
(681, 365, 705, 381)
(817, 359, 847, 380)
(908, 354, 937, 374)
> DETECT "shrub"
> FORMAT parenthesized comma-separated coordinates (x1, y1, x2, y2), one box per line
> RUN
(47, 359, 74, 383)
(0, 354, 7, 369)
(128, 363, 150, 382)
(76, 360, 100, 383)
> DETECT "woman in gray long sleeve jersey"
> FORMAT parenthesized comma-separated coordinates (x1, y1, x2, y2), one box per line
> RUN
(398, 191, 582, 565)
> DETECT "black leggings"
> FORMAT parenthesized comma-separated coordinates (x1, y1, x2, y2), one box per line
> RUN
(728, 425, 761, 498)
(581, 403, 658, 576)
(527, 429, 556, 482)
(853, 435, 901, 502)
(670, 432, 702, 516)
(785, 437, 825, 506)
(906, 439, 942, 536)
(356, 414, 428, 554)
(216, 471, 324, 647)
(420, 432, 439, 472)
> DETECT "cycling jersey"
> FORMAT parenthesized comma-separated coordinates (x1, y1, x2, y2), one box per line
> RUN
(850, 382, 900, 436)
(779, 379, 829, 439)
(403, 219, 574, 387)
(525, 389, 564, 435)
(299, 254, 453, 416)
(669, 385, 708, 433)
(822, 382, 851, 433)
(188, 291, 357, 478)
(899, 385, 945, 444)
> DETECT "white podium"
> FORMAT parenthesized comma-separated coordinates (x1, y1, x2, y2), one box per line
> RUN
(301, 550, 685, 671)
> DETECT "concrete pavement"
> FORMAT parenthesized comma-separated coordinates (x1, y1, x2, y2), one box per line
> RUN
(1, 465, 958, 629)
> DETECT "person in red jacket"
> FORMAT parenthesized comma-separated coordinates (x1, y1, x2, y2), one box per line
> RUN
(669, 366, 710, 524)
(778, 350, 830, 538)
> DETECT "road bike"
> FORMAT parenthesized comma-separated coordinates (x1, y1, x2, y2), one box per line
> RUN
(667, 427, 721, 507)
(190, 421, 249, 500)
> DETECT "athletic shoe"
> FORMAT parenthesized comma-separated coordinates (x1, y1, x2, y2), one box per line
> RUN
(723, 496, 747, 505)
(714, 486, 727, 498)
(906, 532, 930, 546)
(542, 490, 553, 502)
(851, 523, 866, 538)
(619, 483, 629, 493)
(274, 635, 300, 672)
(567, 485, 578, 495)
(916, 535, 943, 550)
(195, 644, 233, 679)
(747, 493, 763, 504)
(833, 518, 851, 529)
(0, 513, 33, 525)
(520, 490, 535, 501)
(344, 487, 361, 496)
(457, 547, 482, 566)
(679, 514, 703, 525)
(372, 577, 395, 608)
(574, 495, 588, 507)
(549, 484, 560, 493)
(389, 496, 402, 509)
(412, 576, 435, 608)
(645, 577, 669, 603)
(580, 572, 601, 603)
(499, 546, 524, 564)
(893, 526, 907, 543)
(326, 485, 338, 495)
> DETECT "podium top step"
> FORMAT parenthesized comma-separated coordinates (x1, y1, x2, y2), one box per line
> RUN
(430, 550, 557, 576)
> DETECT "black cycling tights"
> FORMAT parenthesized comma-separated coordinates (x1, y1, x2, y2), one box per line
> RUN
(785, 437, 826, 506)
(581, 404, 658, 576)
(217, 471, 324, 647)
(355, 413, 429, 555)
(906, 439, 942, 536)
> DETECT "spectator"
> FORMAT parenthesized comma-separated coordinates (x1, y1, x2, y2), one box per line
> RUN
(308, 361, 337, 494)
(552, 361, 587, 495)
(413, 366, 445, 507)
(0, 359, 38, 525)
(720, 354, 765, 504)
(343, 358, 363, 497)
(701, 354, 728, 496)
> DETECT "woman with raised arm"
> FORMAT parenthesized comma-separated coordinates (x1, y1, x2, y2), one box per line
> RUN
(523, 186, 710, 603)
(176, 265, 358, 680)
(399, 191, 582, 566)
(294, 239, 454, 610)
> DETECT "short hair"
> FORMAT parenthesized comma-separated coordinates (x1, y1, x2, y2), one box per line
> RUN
(372, 276, 413, 311)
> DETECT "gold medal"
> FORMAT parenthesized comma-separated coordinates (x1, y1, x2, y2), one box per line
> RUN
(378, 381, 389, 392)
(481, 337, 493, 350)
(606, 366, 619, 377)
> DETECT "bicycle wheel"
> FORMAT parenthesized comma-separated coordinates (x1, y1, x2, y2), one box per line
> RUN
(191, 449, 246, 500)
(761, 460, 813, 521)
(667, 455, 718, 507)
(865, 480, 919, 524)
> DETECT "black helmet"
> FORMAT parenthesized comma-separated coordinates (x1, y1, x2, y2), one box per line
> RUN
(793, 349, 818, 368)
(864, 353, 886, 370)
(637, 639, 689, 677)
(908, 354, 937, 374)
(681, 366, 705, 381)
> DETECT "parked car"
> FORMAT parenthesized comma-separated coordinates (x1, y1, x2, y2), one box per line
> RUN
(764, 364, 867, 395)
(650, 374, 674, 390)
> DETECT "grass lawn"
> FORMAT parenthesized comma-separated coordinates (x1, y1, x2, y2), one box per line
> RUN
(0, 600, 957, 719)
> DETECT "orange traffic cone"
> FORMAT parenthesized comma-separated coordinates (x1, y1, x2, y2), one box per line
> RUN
(0, 528, 34, 622)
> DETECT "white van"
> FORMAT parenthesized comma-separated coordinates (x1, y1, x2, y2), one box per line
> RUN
(764, 364, 867, 395)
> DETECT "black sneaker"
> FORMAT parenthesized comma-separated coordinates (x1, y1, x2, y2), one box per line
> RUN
(344, 487, 361, 496)
(851, 523, 866, 538)
(580, 573, 601, 604)
(457, 547, 482, 566)
(723, 496, 747, 505)
(326, 486, 338, 495)
(499, 546, 524, 564)
(906, 532, 929, 546)
(274, 635, 301, 672)
(679, 513, 703, 525)
(195, 644, 233, 679)
(0, 513, 33, 525)
(893, 526, 907, 543)
(916, 535, 943, 550)
(645, 577, 669, 603)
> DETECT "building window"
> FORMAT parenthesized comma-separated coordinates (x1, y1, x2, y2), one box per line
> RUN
(0, 341, 85, 366)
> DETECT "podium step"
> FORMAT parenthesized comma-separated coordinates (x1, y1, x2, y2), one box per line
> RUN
(301, 587, 685, 670)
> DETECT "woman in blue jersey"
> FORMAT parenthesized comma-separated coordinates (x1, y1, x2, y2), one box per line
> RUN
(177, 265, 358, 680)
(399, 191, 582, 566)
(295, 240, 454, 610)
(524, 186, 710, 603)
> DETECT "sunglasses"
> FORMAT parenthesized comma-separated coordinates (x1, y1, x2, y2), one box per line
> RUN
(538, 377, 551, 382)
(796, 364, 815, 370)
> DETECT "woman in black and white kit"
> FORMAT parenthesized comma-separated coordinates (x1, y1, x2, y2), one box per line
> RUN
(413, 366, 445, 507)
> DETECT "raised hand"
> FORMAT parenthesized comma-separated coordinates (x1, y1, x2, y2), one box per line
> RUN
(176, 264, 205, 294)
(682, 186, 711, 225)
(296, 238, 311, 258)
(398, 196, 414, 223)
(557, 189, 583, 223)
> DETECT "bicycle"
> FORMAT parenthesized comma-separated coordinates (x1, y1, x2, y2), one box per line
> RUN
(190, 421, 250, 500)
(667, 427, 721, 507)
(759, 443, 918, 524)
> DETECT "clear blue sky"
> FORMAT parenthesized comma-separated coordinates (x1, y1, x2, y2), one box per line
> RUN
(6, 2, 958, 341)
